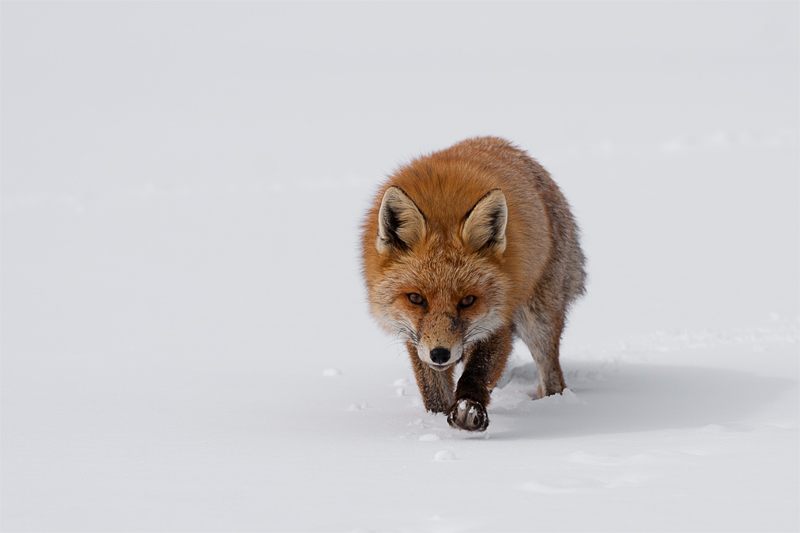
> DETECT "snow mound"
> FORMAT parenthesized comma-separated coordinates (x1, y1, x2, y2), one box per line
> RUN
(434, 450, 456, 461)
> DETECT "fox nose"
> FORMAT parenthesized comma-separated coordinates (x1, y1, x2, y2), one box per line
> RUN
(430, 347, 451, 365)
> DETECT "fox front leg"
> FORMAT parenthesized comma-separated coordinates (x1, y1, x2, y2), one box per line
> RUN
(407, 341, 455, 413)
(448, 327, 513, 431)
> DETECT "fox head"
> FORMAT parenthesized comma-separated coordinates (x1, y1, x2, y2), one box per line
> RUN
(369, 186, 511, 371)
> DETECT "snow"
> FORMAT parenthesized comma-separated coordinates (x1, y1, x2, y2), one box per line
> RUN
(434, 450, 457, 462)
(2, 2, 798, 532)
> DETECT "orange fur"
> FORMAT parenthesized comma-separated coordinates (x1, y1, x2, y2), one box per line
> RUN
(360, 136, 586, 431)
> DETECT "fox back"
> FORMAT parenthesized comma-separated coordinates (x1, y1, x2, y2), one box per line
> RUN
(360, 136, 585, 431)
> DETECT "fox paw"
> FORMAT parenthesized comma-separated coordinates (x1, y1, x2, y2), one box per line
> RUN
(447, 399, 488, 432)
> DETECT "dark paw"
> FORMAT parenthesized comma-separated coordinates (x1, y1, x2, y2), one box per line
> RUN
(447, 398, 489, 432)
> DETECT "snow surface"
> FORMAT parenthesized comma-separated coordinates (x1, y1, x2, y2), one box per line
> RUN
(2, 2, 798, 532)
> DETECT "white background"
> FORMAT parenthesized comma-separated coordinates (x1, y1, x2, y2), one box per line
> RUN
(2, 2, 798, 531)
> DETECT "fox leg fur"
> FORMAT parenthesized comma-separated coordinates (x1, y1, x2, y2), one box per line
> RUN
(516, 301, 567, 398)
(407, 341, 455, 413)
(447, 326, 513, 432)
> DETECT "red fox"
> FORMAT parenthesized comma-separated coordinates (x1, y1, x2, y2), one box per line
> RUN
(360, 137, 586, 431)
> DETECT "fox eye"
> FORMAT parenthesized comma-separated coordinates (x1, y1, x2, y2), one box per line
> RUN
(408, 293, 425, 306)
(459, 295, 476, 309)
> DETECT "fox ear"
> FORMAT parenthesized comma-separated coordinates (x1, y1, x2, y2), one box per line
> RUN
(376, 186, 427, 254)
(462, 188, 507, 254)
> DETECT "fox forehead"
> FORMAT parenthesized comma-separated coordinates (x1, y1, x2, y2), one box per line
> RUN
(375, 247, 505, 300)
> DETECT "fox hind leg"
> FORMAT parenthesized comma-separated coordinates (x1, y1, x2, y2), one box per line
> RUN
(516, 304, 567, 398)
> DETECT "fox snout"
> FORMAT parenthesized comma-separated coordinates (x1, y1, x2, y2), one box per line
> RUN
(430, 347, 450, 364)
(418, 341, 463, 370)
